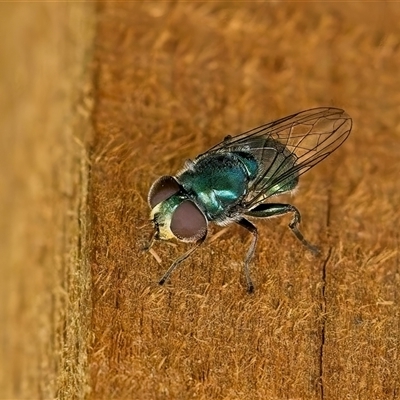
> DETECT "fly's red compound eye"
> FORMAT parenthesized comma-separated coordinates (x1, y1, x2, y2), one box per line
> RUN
(148, 176, 180, 208)
(170, 200, 207, 242)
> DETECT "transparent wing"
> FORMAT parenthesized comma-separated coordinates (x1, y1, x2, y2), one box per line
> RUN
(199, 107, 352, 208)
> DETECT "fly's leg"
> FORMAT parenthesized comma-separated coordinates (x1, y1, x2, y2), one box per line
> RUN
(143, 231, 156, 251)
(287, 206, 320, 255)
(246, 203, 320, 256)
(236, 218, 258, 293)
(159, 235, 206, 286)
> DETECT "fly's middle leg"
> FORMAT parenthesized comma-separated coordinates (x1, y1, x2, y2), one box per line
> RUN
(236, 218, 258, 293)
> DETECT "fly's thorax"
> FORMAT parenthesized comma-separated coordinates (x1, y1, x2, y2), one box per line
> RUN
(177, 152, 259, 220)
(148, 176, 208, 243)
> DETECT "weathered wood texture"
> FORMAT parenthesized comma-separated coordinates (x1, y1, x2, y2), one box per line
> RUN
(2, 2, 400, 400)
(0, 3, 95, 400)
(89, 2, 400, 399)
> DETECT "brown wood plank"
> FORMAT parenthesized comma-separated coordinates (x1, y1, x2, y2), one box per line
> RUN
(89, 2, 400, 399)
(2, 2, 400, 399)
(0, 3, 95, 399)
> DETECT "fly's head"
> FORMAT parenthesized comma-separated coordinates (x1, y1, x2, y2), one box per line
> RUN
(148, 176, 208, 244)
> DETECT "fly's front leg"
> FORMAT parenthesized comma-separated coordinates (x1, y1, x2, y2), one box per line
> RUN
(159, 234, 206, 286)
(246, 203, 320, 256)
(236, 218, 258, 293)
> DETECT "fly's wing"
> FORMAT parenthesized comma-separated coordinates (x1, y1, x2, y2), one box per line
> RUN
(199, 107, 352, 208)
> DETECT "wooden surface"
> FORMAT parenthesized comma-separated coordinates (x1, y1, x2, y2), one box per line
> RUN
(1, 2, 400, 399)
(0, 3, 95, 399)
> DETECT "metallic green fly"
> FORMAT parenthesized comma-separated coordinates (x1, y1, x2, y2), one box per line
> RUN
(147, 107, 352, 292)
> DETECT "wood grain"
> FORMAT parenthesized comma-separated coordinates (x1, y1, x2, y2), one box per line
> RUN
(0, 3, 94, 399)
(1, 2, 399, 399)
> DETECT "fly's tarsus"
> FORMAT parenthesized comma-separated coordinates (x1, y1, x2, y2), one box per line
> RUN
(288, 205, 321, 256)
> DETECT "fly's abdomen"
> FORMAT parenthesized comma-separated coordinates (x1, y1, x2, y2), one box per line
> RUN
(244, 137, 299, 200)
(178, 152, 258, 220)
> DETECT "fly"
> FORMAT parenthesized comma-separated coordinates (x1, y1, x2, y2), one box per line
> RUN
(146, 107, 352, 292)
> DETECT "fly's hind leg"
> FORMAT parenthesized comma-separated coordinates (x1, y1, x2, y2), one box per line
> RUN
(246, 203, 320, 256)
